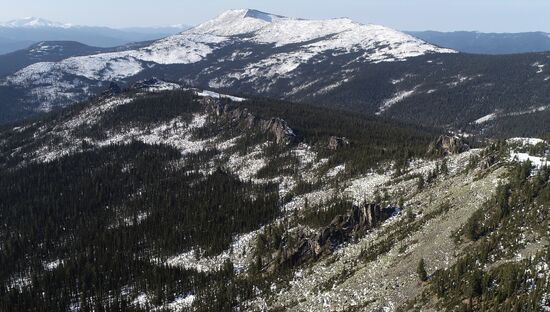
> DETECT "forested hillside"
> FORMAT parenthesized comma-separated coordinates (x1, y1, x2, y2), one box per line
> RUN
(0, 88, 445, 311)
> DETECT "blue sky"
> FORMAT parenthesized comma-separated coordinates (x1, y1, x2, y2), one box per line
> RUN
(1, 0, 549, 32)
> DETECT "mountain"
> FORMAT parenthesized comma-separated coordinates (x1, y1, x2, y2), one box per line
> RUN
(0, 9, 453, 122)
(0, 16, 72, 28)
(408, 31, 550, 54)
(0, 85, 548, 311)
(0, 17, 189, 54)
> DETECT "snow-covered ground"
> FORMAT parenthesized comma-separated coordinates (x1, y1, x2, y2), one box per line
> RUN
(507, 137, 549, 169)
(195, 89, 246, 102)
(194, 9, 455, 58)
(510, 152, 549, 168)
(509, 137, 546, 146)
(164, 228, 263, 273)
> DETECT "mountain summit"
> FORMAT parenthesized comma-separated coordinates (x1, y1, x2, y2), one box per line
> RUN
(191, 9, 287, 36)
(189, 9, 450, 52)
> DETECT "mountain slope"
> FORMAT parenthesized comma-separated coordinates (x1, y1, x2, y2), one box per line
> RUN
(0, 37, 35, 55)
(0, 41, 109, 77)
(303, 52, 550, 137)
(1, 17, 72, 28)
(0, 85, 547, 311)
(0, 40, 159, 78)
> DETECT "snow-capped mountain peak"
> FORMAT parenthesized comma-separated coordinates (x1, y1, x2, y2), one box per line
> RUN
(243, 9, 287, 22)
(191, 9, 287, 36)
(189, 9, 455, 53)
(1, 17, 72, 28)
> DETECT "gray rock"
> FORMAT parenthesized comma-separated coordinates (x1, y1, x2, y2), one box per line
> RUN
(328, 136, 350, 150)
(428, 135, 469, 156)
(202, 97, 299, 145)
(259, 118, 299, 145)
(270, 203, 395, 271)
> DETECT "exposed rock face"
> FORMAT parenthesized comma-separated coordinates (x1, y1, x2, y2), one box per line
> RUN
(328, 136, 350, 150)
(269, 204, 396, 271)
(313, 204, 392, 254)
(259, 118, 298, 145)
(428, 135, 469, 156)
(132, 78, 166, 90)
(202, 97, 299, 145)
(480, 154, 497, 170)
(101, 82, 122, 98)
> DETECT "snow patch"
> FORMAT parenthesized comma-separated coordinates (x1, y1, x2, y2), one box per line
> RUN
(509, 152, 548, 169)
(474, 113, 497, 124)
(376, 88, 417, 115)
(43, 259, 63, 271)
(326, 164, 346, 177)
(195, 89, 246, 102)
(163, 294, 196, 311)
(509, 137, 546, 146)
(165, 229, 262, 273)
(533, 62, 546, 74)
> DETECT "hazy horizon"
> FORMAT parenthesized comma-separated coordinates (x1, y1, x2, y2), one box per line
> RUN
(1, 0, 550, 32)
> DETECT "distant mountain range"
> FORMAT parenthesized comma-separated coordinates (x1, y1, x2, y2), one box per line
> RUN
(408, 31, 550, 54)
(0, 17, 189, 54)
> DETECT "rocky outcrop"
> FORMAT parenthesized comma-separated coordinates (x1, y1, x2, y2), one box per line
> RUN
(132, 78, 162, 90)
(259, 118, 298, 145)
(268, 204, 396, 271)
(101, 82, 122, 98)
(428, 135, 469, 156)
(328, 136, 350, 150)
(313, 204, 393, 255)
(201, 97, 300, 145)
